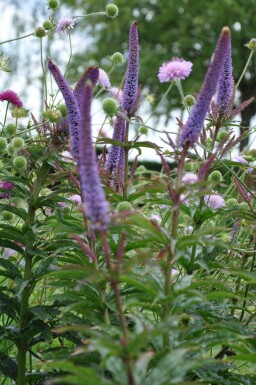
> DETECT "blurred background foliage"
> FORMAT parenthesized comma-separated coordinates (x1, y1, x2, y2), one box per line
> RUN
(6, 0, 256, 148)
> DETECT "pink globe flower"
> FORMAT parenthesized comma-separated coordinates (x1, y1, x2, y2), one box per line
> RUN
(109, 87, 123, 103)
(204, 193, 225, 210)
(56, 17, 76, 33)
(97, 68, 111, 88)
(182, 173, 198, 184)
(158, 57, 193, 82)
(0, 90, 23, 107)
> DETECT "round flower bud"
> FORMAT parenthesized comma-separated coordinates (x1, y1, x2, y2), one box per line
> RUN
(12, 137, 24, 150)
(43, 109, 62, 123)
(35, 27, 47, 38)
(106, 4, 119, 18)
(57, 104, 67, 117)
(217, 130, 228, 142)
(12, 107, 27, 118)
(7, 144, 15, 155)
(110, 52, 124, 65)
(240, 202, 248, 210)
(245, 38, 256, 50)
(226, 198, 238, 207)
(13, 156, 27, 170)
(2, 211, 14, 222)
(209, 170, 223, 182)
(102, 97, 118, 117)
(5, 124, 16, 136)
(43, 21, 53, 30)
(116, 201, 132, 212)
(246, 149, 256, 160)
(184, 162, 195, 172)
(0, 138, 7, 152)
(48, 0, 59, 9)
(184, 94, 195, 107)
(139, 126, 148, 135)
(136, 165, 146, 173)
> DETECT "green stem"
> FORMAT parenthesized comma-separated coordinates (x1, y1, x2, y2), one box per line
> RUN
(17, 161, 51, 385)
(145, 82, 173, 125)
(236, 49, 255, 89)
(175, 79, 189, 114)
(40, 38, 47, 104)
(0, 33, 34, 46)
(3, 102, 9, 129)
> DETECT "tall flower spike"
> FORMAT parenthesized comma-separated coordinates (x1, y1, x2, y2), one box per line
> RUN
(106, 116, 126, 177)
(180, 27, 231, 148)
(48, 59, 80, 158)
(78, 80, 110, 230)
(216, 34, 233, 117)
(74, 67, 99, 109)
(122, 22, 139, 116)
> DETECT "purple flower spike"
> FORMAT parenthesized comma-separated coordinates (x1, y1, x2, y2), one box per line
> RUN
(180, 27, 231, 148)
(74, 67, 99, 110)
(122, 22, 139, 116)
(48, 59, 80, 158)
(106, 116, 126, 177)
(0, 90, 23, 107)
(78, 80, 110, 230)
(216, 36, 233, 117)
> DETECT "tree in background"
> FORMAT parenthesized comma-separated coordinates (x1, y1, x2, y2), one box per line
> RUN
(62, 0, 256, 149)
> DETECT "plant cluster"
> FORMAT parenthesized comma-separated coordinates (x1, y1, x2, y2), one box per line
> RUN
(0, 2, 256, 385)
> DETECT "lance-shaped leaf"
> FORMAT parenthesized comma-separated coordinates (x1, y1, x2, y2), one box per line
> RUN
(78, 80, 110, 230)
(180, 27, 231, 148)
(48, 59, 80, 158)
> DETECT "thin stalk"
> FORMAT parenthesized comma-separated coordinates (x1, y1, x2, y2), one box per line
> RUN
(0, 33, 34, 46)
(100, 230, 135, 385)
(40, 38, 47, 104)
(175, 79, 190, 114)
(240, 243, 256, 322)
(2, 102, 9, 129)
(236, 49, 255, 89)
(145, 82, 173, 125)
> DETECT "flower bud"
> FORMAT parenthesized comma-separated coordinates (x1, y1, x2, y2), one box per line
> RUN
(240, 202, 248, 210)
(110, 52, 124, 65)
(48, 0, 59, 9)
(116, 201, 132, 212)
(12, 107, 27, 118)
(42, 108, 62, 123)
(245, 38, 256, 50)
(246, 149, 256, 161)
(102, 97, 118, 116)
(43, 21, 53, 30)
(226, 198, 238, 207)
(5, 124, 16, 136)
(35, 27, 47, 38)
(12, 137, 24, 150)
(106, 4, 119, 18)
(57, 103, 67, 117)
(139, 126, 148, 135)
(184, 94, 195, 107)
(0, 137, 7, 152)
(209, 170, 223, 182)
(7, 144, 15, 155)
(13, 156, 27, 169)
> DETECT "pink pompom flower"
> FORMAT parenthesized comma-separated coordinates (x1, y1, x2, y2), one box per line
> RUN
(204, 193, 225, 209)
(109, 87, 123, 103)
(97, 68, 111, 88)
(158, 57, 193, 82)
(56, 17, 76, 33)
(182, 173, 198, 184)
(0, 90, 23, 107)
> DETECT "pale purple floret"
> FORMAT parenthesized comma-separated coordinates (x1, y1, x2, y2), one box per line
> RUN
(182, 173, 198, 184)
(56, 17, 76, 33)
(204, 193, 225, 209)
(122, 22, 139, 115)
(48, 59, 80, 158)
(180, 27, 231, 148)
(216, 36, 233, 117)
(0, 180, 14, 198)
(97, 68, 111, 88)
(106, 116, 126, 178)
(0, 90, 23, 107)
(78, 81, 110, 230)
(74, 67, 99, 110)
(158, 58, 193, 82)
